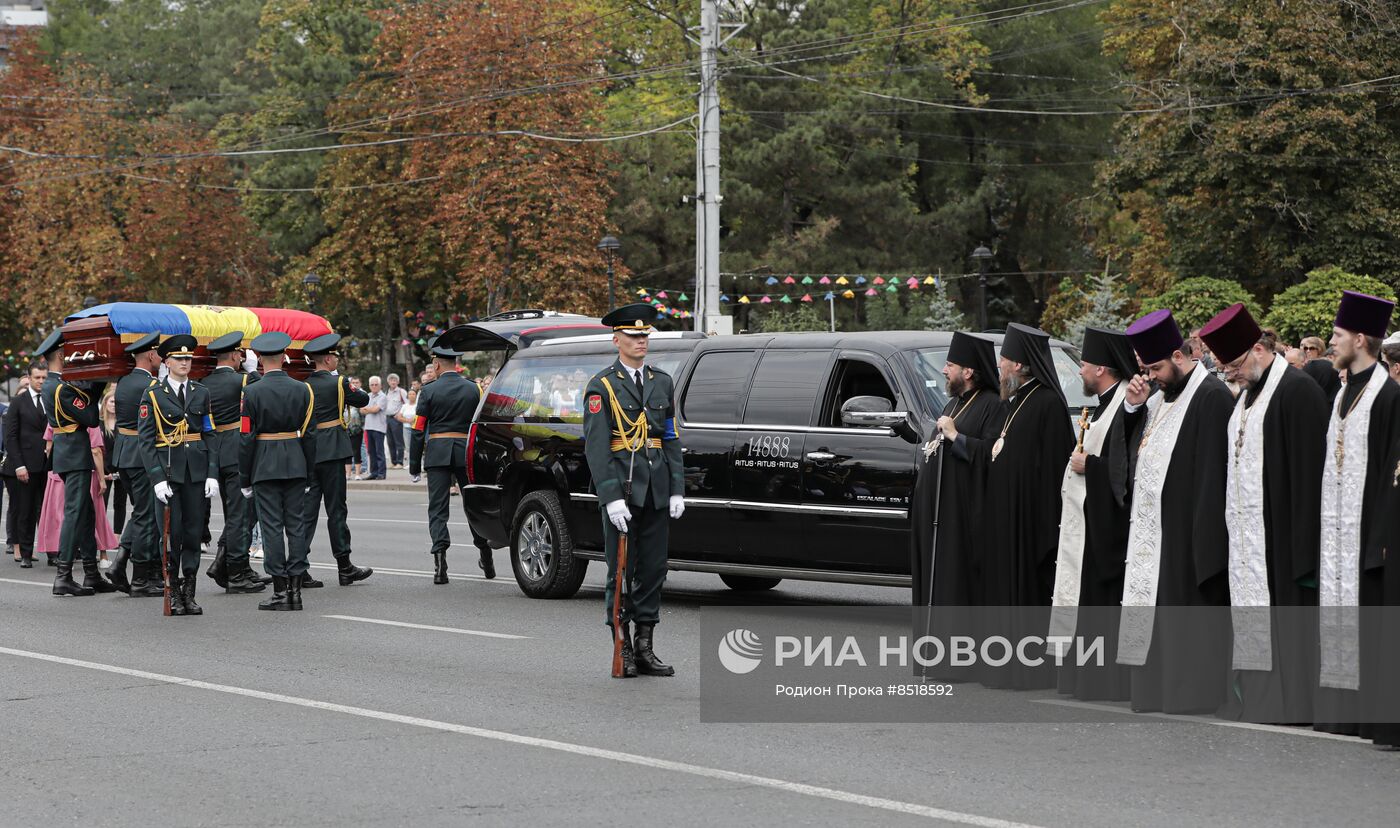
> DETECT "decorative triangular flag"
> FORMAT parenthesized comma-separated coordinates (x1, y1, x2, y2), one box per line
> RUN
(873, 277, 886, 285)
(657, 291, 668, 299)
(885, 284, 898, 293)
(765, 276, 779, 285)
(842, 290, 855, 299)
(801, 276, 814, 285)
(738, 296, 751, 304)
(865, 288, 878, 297)
(923, 276, 937, 285)
(906, 277, 920, 288)
(836, 276, 850, 285)
(783, 276, 796, 284)
(760, 296, 773, 304)
(854, 276, 866, 285)
(780, 295, 793, 304)
(678, 293, 689, 301)
(819, 276, 831, 285)
(824, 291, 835, 300)
(636, 288, 648, 296)
(801, 294, 813, 302)
(720, 294, 731, 303)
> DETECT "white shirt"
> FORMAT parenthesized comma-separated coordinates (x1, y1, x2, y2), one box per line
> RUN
(168, 378, 188, 400)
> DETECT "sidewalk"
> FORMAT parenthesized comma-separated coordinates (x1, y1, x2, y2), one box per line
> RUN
(345, 464, 431, 494)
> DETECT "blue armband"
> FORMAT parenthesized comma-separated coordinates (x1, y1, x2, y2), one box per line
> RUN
(662, 417, 679, 440)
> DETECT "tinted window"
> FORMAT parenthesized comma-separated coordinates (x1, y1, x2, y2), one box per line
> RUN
(683, 350, 759, 422)
(484, 352, 687, 423)
(742, 350, 829, 426)
(910, 346, 1097, 411)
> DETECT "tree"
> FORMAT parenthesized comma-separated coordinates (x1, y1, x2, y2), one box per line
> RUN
(1264, 266, 1397, 344)
(1140, 276, 1262, 335)
(923, 279, 968, 331)
(1060, 273, 1134, 348)
(755, 302, 828, 332)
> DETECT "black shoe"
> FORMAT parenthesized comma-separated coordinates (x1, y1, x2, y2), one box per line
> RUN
(82, 559, 116, 594)
(19, 555, 32, 569)
(287, 580, 303, 611)
(257, 573, 273, 585)
(224, 568, 267, 593)
(206, 543, 228, 589)
(335, 555, 373, 586)
(611, 623, 637, 678)
(633, 624, 675, 676)
(478, 550, 496, 580)
(167, 574, 187, 616)
(53, 561, 94, 597)
(432, 551, 448, 585)
(182, 573, 202, 615)
(105, 547, 131, 593)
(46, 555, 57, 567)
(131, 561, 166, 597)
(300, 572, 324, 589)
(258, 577, 294, 611)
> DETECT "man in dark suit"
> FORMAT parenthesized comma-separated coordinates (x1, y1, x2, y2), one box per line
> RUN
(39, 331, 111, 596)
(3, 362, 48, 567)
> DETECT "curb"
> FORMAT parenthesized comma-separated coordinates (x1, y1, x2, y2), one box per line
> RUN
(345, 481, 430, 494)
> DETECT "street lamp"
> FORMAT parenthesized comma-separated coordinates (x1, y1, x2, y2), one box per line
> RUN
(82, 296, 99, 309)
(302, 271, 322, 314)
(971, 244, 994, 331)
(597, 234, 621, 312)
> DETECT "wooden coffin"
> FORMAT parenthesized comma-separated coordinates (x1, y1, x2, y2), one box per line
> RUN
(60, 316, 313, 382)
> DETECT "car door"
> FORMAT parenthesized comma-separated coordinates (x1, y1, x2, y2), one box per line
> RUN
(671, 348, 760, 561)
(800, 351, 916, 575)
(728, 348, 832, 567)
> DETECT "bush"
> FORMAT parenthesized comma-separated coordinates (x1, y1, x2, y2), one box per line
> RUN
(1263, 266, 1397, 344)
(1139, 276, 1262, 334)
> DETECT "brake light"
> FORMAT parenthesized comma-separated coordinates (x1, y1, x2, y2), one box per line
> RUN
(466, 422, 478, 484)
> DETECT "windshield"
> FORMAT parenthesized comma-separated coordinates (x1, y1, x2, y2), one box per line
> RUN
(483, 352, 688, 423)
(909, 346, 1099, 413)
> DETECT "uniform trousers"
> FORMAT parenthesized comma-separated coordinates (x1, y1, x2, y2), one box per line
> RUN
(117, 465, 156, 564)
(600, 503, 669, 627)
(254, 480, 309, 579)
(58, 469, 97, 564)
(306, 460, 353, 559)
(156, 480, 205, 574)
(216, 463, 253, 570)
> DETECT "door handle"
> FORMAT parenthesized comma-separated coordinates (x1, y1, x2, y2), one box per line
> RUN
(805, 451, 836, 462)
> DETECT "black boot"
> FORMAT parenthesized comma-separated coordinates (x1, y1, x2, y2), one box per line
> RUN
(19, 552, 32, 569)
(205, 542, 228, 588)
(257, 576, 293, 611)
(82, 559, 116, 594)
(46, 554, 57, 567)
(633, 624, 675, 676)
(167, 573, 187, 616)
(224, 565, 267, 594)
(105, 547, 131, 593)
(182, 573, 202, 615)
(131, 561, 165, 597)
(610, 623, 637, 678)
(300, 571, 324, 589)
(287, 578, 303, 611)
(335, 555, 373, 586)
(53, 561, 94, 596)
(478, 548, 496, 580)
(432, 551, 448, 585)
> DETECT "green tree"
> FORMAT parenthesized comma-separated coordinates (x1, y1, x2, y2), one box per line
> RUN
(755, 302, 829, 332)
(1140, 276, 1262, 334)
(1060, 273, 1134, 348)
(1263, 266, 1397, 344)
(923, 279, 968, 331)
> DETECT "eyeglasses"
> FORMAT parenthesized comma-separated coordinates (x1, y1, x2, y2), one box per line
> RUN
(1303, 345, 1320, 352)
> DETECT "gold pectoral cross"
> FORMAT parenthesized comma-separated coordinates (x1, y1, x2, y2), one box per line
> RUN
(1335, 436, 1346, 473)
(1393, 459, 1400, 488)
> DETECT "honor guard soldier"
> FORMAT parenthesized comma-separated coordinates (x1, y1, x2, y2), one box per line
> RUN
(138, 334, 219, 615)
(104, 332, 164, 597)
(201, 331, 266, 594)
(302, 332, 373, 586)
(38, 330, 113, 597)
(582, 304, 685, 677)
(239, 332, 317, 611)
(409, 342, 494, 584)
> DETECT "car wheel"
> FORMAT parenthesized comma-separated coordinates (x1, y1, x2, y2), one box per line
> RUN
(719, 574, 782, 591)
(511, 490, 587, 599)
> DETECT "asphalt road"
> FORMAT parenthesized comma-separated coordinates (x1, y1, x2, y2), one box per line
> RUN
(2, 490, 1396, 827)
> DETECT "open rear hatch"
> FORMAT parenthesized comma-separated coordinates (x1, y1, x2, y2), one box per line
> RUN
(438, 310, 611, 353)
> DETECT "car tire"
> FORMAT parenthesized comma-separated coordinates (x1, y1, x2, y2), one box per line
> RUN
(719, 574, 782, 592)
(511, 489, 587, 599)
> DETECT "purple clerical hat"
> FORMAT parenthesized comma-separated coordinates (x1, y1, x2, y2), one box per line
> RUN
(1199, 303, 1261, 365)
(1334, 290, 1394, 338)
(1125, 309, 1183, 365)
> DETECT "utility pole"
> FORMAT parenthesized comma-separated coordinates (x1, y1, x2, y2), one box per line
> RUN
(693, 0, 741, 335)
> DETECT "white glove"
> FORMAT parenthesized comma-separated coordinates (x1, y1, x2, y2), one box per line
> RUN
(241, 487, 253, 499)
(669, 495, 685, 520)
(203, 478, 219, 499)
(154, 481, 172, 503)
(605, 499, 631, 533)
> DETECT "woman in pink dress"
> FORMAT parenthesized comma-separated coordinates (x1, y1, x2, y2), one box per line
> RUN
(35, 424, 120, 559)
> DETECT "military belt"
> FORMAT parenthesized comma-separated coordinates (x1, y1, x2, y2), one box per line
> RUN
(213, 422, 240, 433)
(611, 437, 662, 451)
(256, 432, 299, 441)
(428, 432, 469, 439)
(316, 420, 344, 430)
(53, 424, 80, 435)
(156, 433, 202, 447)
(118, 427, 139, 436)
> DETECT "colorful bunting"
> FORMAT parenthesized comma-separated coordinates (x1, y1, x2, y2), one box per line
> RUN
(738, 296, 751, 304)
(782, 276, 796, 284)
(842, 290, 855, 299)
(819, 276, 831, 285)
(873, 277, 886, 285)
(836, 276, 850, 285)
(865, 288, 878, 297)
(854, 276, 865, 285)
(801, 276, 814, 285)
(801, 294, 813, 302)
(765, 276, 779, 285)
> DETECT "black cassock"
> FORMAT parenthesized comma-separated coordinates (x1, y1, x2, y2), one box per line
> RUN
(954, 379, 1074, 689)
(1128, 372, 1234, 714)
(910, 388, 1002, 607)
(1216, 364, 1328, 724)
(1314, 364, 1400, 736)
(1057, 383, 1142, 702)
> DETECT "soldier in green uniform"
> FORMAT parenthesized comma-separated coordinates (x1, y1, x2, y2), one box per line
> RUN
(409, 343, 493, 584)
(582, 304, 685, 677)
(239, 332, 317, 611)
(104, 332, 164, 596)
(201, 331, 266, 594)
(302, 333, 374, 587)
(38, 330, 113, 597)
(137, 335, 219, 616)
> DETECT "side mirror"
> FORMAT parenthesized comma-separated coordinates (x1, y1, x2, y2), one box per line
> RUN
(840, 395, 906, 427)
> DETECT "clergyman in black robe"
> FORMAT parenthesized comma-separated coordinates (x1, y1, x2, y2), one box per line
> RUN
(1118, 309, 1234, 714)
(1053, 326, 1142, 702)
(1200, 303, 1328, 724)
(941, 323, 1074, 690)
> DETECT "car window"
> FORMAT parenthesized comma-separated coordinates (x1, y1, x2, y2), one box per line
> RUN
(910, 346, 1097, 412)
(483, 352, 688, 423)
(820, 358, 897, 427)
(682, 350, 759, 423)
(742, 350, 829, 427)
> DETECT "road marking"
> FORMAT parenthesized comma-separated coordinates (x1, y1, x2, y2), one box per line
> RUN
(192, 554, 501, 583)
(323, 614, 529, 640)
(0, 645, 1037, 827)
(1032, 699, 1363, 742)
(0, 577, 46, 587)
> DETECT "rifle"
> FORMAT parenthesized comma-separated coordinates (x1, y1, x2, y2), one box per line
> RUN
(611, 533, 630, 677)
(161, 506, 172, 616)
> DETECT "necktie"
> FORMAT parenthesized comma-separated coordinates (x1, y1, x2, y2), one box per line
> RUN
(633, 370, 643, 397)
(177, 384, 186, 407)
